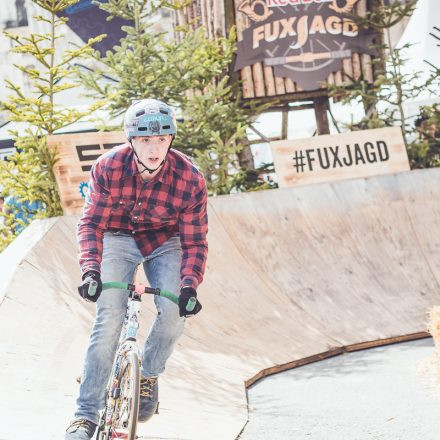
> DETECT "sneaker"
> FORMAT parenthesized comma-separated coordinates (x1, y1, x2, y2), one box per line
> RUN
(65, 419, 97, 440)
(138, 376, 159, 422)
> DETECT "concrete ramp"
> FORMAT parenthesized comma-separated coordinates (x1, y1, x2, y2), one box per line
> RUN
(0, 168, 439, 440)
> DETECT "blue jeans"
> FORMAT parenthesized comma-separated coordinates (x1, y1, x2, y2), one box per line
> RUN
(75, 232, 185, 424)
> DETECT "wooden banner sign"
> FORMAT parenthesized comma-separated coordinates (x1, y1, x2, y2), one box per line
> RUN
(233, 0, 377, 92)
(270, 127, 410, 188)
(47, 131, 126, 215)
(174, 0, 378, 99)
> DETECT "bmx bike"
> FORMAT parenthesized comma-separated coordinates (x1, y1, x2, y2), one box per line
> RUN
(86, 280, 196, 440)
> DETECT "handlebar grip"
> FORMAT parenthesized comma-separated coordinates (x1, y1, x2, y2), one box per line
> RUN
(88, 280, 98, 296)
(186, 297, 197, 312)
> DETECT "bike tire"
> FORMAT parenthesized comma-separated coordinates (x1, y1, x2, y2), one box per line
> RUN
(118, 350, 140, 440)
(129, 351, 141, 439)
(98, 350, 140, 440)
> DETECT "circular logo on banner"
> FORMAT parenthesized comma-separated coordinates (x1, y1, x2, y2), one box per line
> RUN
(79, 181, 88, 199)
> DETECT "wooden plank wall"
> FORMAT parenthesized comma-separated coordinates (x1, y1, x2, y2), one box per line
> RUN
(47, 132, 126, 215)
(173, 0, 374, 99)
(173, 0, 223, 40)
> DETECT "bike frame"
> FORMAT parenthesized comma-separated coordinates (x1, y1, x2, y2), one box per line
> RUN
(102, 290, 141, 432)
(93, 282, 195, 439)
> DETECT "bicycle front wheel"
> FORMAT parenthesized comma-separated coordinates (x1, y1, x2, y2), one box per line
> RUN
(108, 350, 141, 440)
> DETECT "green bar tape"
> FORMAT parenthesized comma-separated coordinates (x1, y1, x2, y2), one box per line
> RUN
(102, 282, 127, 290)
(186, 297, 196, 312)
(160, 290, 179, 305)
(88, 280, 98, 296)
(101, 283, 180, 306)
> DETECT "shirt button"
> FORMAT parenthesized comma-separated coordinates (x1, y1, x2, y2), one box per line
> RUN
(138, 202, 141, 206)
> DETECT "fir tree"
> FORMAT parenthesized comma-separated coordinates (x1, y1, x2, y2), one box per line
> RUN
(328, 0, 439, 158)
(0, 0, 106, 250)
(76, 0, 273, 195)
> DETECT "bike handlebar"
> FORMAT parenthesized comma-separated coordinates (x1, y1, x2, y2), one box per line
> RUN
(88, 281, 196, 312)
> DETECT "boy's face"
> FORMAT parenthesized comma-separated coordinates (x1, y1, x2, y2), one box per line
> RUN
(131, 135, 173, 171)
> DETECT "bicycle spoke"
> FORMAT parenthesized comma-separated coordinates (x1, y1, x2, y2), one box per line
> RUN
(110, 427, 130, 439)
(103, 351, 140, 440)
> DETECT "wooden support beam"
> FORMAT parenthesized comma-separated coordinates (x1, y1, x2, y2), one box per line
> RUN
(281, 108, 289, 140)
(314, 96, 330, 135)
(224, 0, 235, 36)
(242, 88, 329, 106)
(249, 136, 282, 145)
(260, 103, 314, 113)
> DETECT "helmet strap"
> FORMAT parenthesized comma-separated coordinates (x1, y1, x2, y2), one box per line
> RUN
(129, 137, 174, 175)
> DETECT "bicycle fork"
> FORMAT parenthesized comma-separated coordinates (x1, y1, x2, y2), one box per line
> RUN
(103, 295, 142, 431)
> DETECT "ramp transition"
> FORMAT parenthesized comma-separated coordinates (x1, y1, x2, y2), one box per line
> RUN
(0, 168, 438, 440)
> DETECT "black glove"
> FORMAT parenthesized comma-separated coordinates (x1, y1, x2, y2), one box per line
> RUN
(179, 286, 202, 317)
(78, 270, 102, 302)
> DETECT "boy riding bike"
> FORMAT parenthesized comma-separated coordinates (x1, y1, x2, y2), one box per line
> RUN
(65, 99, 208, 439)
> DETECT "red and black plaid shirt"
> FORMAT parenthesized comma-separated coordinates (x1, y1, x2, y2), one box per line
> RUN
(77, 143, 208, 289)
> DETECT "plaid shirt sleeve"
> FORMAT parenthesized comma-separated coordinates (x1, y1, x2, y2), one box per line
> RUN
(77, 160, 112, 275)
(179, 177, 208, 289)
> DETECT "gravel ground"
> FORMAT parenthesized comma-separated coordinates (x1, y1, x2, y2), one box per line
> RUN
(238, 338, 440, 440)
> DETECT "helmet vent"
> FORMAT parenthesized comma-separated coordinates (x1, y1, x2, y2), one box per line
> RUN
(162, 125, 170, 129)
(138, 127, 148, 131)
(136, 110, 145, 117)
(160, 109, 169, 114)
